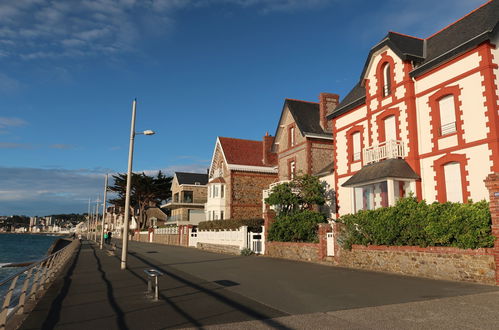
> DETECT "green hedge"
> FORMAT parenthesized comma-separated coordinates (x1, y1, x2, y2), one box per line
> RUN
(198, 218, 264, 232)
(337, 197, 494, 250)
(268, 210, 327, 243)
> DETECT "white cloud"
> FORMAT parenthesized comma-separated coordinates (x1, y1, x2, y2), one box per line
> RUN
(0, 117, 27, 128)
(0, 0, 335, 61)
(0, 142, 32, 149)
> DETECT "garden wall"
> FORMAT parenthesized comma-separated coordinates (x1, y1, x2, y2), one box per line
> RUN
(333, 245, 496, 285)
(266, 242, 320, 262)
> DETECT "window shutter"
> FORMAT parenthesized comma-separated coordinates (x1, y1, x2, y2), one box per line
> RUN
(384, 115, 396, 142)
(444, 162, 463, 203)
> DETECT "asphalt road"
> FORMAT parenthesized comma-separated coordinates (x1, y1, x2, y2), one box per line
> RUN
(19, 240, 499, 329)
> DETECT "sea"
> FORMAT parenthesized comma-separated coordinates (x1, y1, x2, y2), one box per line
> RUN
(0, 233, 61, 283)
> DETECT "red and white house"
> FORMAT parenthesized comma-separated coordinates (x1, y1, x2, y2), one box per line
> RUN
(327, 0, 499, 216)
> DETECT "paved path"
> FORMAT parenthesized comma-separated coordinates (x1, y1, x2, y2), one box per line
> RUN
(20, 240, 499, 329)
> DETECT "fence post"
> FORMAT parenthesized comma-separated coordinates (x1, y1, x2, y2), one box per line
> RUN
(484, 173, 499, 286)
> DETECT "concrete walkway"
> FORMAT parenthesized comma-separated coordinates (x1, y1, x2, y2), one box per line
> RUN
(20, 240, 499, 329)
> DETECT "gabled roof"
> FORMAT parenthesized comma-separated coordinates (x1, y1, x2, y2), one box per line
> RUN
(218, 137, 268, 167)
(328, 0, 499, 119)
(175, 172, 208, 185)
(273, 99, 332, 147)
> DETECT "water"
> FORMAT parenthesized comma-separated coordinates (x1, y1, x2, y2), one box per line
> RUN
(0, 233, 60, 283)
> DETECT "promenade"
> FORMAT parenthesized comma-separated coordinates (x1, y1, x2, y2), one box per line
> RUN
(19, 240, 499, 329)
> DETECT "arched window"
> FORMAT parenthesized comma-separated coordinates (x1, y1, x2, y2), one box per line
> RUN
(382, 63, 391, 97)
(434, 153, 469, 203)
(352, 132, 361, 161)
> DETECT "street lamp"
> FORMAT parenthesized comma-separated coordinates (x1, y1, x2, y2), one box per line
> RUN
(121, 99, 155, 270)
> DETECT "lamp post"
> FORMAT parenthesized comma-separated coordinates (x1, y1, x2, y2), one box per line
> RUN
(121, 99, 155, 270)
(100, 174, 108, 250)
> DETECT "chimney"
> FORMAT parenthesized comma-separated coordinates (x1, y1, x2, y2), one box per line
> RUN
(319, 92, 339, 132)
(262, 132, 276, 166)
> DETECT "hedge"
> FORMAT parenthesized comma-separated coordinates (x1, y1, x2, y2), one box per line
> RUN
(197, 218, 264, 232)
(337, 197, 494, 250)
(268, 210, 327, 243)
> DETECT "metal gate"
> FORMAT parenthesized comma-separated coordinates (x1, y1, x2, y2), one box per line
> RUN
(326, 232, 335, 256)
(248, 232, 263, 254)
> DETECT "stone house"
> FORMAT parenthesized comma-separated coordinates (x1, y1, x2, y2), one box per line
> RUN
(206, 136, 278, 220)
(264, 96, 338, 219)
(161, 172, 208, 225)
(327, 0, 499, 216)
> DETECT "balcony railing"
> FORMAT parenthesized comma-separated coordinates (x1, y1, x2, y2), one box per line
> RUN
(363, 140, 406, 165)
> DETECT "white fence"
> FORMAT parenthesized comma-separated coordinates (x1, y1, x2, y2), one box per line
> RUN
(155, 227, 178, 235)
(191, 226, 265, 253)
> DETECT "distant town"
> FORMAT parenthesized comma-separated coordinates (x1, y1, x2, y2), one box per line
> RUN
(0, 214, 86, 233)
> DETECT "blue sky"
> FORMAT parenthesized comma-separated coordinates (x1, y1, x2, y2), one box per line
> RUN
(0, 0, 486, 216)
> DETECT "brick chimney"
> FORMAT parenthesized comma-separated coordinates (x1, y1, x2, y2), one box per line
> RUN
(262, 132, 277, 166)
(319, 93, 339, 132)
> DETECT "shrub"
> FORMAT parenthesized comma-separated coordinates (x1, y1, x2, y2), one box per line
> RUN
(197, 218, 264, 232)
(337, 197, 493, 250)
(268, 210, 327, 243)
(240, 248, 254, 256)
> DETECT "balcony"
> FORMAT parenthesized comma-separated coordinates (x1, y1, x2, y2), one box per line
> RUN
(363, 140, 406, 165)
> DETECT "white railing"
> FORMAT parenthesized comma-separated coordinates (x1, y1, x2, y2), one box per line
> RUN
(0, 239, 79, 329)
(155, 227, 178, 235)
(363, 140, 406, 165)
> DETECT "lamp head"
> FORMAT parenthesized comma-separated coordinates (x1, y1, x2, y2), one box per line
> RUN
(142, 130, 155, 136)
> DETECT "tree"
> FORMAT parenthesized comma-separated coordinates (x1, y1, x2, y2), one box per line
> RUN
(265, 174, 325, 215)
(109, 171, 172, 229)
(265, 174, 328, 243)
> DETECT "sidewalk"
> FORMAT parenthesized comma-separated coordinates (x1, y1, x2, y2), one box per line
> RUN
(19, 240, 499, 329)
(20, 241, 287, 330)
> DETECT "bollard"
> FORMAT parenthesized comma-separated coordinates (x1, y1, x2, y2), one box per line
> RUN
(143, 269, 163, 301)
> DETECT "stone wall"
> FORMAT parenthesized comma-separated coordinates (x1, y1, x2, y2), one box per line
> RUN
(334, 245, 496, 285)
(230, 171, 277, 219)
(266, 242, 320, 262)
(152, 234, 179, 245)
(196, 242, 240, 255)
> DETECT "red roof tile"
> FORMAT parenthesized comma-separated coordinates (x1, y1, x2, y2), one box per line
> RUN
(219, 137, 272, 167)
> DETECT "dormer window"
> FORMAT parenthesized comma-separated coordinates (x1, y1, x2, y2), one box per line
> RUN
(382, 63, 391, 97)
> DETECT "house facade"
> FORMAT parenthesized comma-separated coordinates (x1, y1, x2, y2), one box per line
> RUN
(263, 95, 338, 218)
(206, 136, 278, 220)
(327, 0, 499, 216)
(161, 172, 208, 225)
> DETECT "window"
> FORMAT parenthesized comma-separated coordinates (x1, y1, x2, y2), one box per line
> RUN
(354, 185, 374, 212)
(289, 160, 296, 179)
(384, 115, 396, 142)
(443, 162, 463, 203)
(438, 95, 457, 135)
(221, 185, 224, 198)
(382, 63, 391, 97)
(289, 126, 295, 147)
(183, 191, 193, 203)
(352, 132, 361, 161)
(173, 193, 179, 203)
(220, 211, 224, 220)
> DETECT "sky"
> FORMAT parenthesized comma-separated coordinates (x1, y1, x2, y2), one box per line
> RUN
(0, 0, 487, 216)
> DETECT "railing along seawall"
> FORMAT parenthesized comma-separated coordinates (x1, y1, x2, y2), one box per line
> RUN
(0, 239, 79, 330)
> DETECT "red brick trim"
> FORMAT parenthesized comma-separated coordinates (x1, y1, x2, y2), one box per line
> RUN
(306, 140, 312, 175)
(346, 125, 364, 166)
(433, 153, 470, 203)
(428, 85, 465, 152)
(478, 43, 499, 173)
(375, 108, 401, 143)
